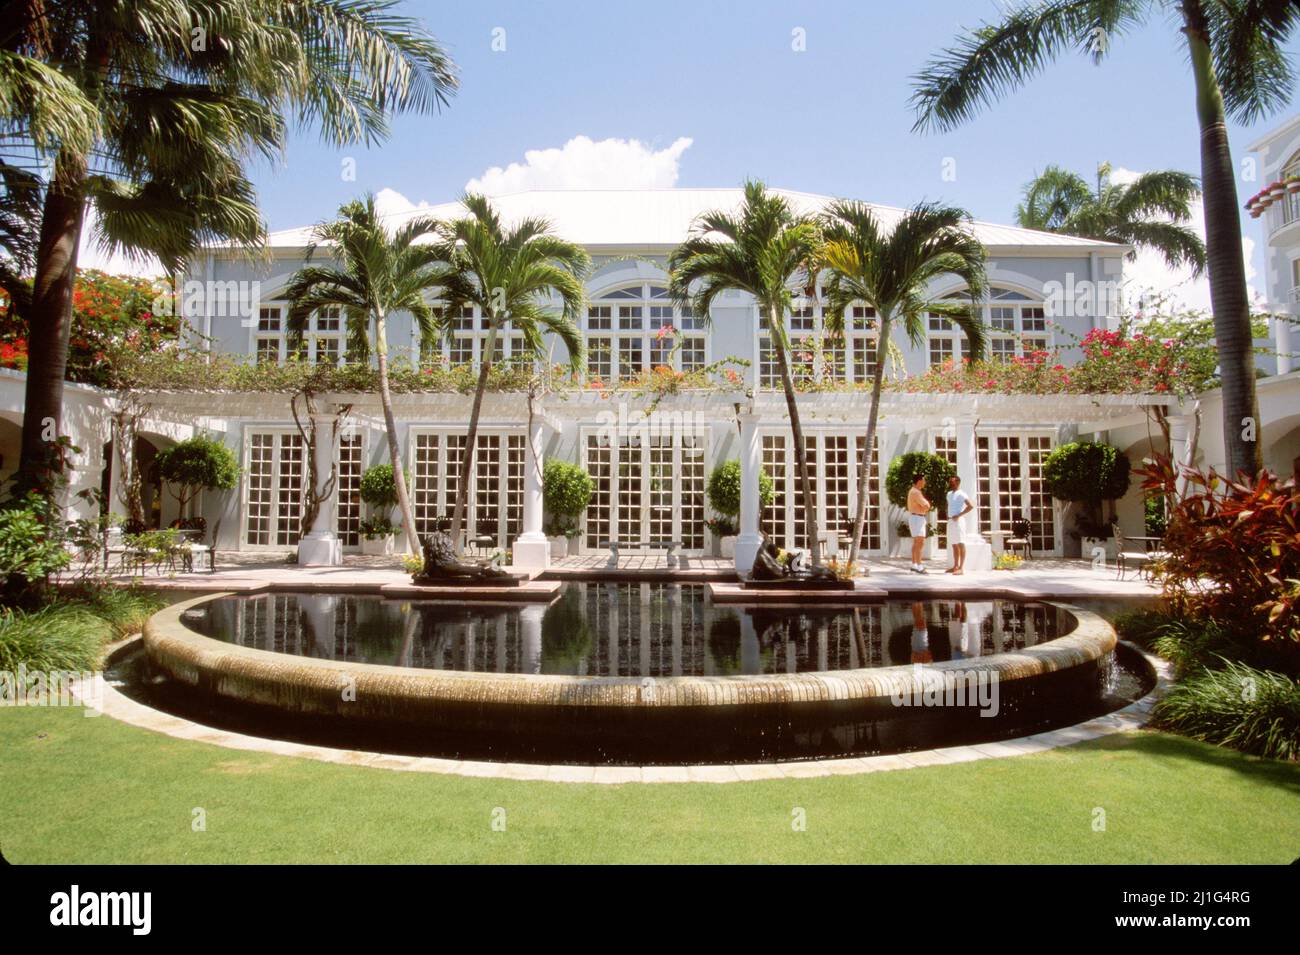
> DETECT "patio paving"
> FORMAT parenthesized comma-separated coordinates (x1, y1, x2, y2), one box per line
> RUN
(86, 550, 1160, 601)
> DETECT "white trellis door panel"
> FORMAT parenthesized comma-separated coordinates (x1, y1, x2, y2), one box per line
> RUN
(976, 433, 1060, 554)
(760, 431, 882, 553)
(409, 431, 524, 550)
(582, 430, 708, 553)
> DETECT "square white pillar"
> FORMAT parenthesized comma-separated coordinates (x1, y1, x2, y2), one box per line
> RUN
(513, 418, 550, 570)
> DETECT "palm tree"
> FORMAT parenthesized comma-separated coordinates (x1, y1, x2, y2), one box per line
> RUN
(283, 195, 448, 554)
(2, 0, 457, 500)
(432, 194, 589, 554)
(910, 0, 1299, 478)
(1017, 162, 1206, 274)
(669, 181, 824, 563)
(821, 201, 988, 568)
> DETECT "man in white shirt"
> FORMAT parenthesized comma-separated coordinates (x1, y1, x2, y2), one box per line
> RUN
(945, 475, 974, 575)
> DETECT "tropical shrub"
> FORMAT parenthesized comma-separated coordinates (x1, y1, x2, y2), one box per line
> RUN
(358, 517, 396, 539)
(0, 270, 179, 385)
(153, 435, 239, 515)
(359, 464, 399, 510)
(1042, 441, 1131, 539)
(1154, 660, 1300, 761)
(705, 460, 775, 520)
(885, 452, 953, 513)
(1138, 459, 1300, 650)
(0, 495, 72, 600)
(543, 460, 594, 538)
(0, 605, 105, 673)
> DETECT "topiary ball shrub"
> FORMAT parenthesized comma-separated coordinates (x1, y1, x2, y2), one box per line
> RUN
(884, 452, 954, 512)
(543, 460, 594, 537)
(1043, 441, 1131, 538)
(705, 460, 774, 519)
(359, 464, 399, 510)
(154, 434, 239, 498)
(1043, 441, 1131, 505)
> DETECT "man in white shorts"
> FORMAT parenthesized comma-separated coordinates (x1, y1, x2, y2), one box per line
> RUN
(945, 475, 974, 575)
(906, 473, 930, 574)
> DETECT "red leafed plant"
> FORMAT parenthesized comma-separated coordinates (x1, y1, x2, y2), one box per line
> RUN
(1137, 456, 1300, 646)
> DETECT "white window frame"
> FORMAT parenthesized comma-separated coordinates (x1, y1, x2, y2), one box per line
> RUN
(578, 424, 711, 554)
(406, 426, 526, 550)
(585, 283, 707, 384)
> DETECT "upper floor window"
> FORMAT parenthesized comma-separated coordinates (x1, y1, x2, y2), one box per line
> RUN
(927, 287, 1051, 369)
(432, 304, 529, 368)
(1282, 152, 1300, 227)
(758, 297, 877, 389)
(585, 284, 704, 384)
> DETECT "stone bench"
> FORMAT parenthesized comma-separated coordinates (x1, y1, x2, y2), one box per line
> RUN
(600, 539, 683, 568)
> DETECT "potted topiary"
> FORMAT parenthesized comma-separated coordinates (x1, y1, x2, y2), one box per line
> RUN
(542, 459, 594, 559)
(1042, 441, 1132, 559)
(153, 434, 239, 532)
(705, 459, 774, 558)
(358, 463, 400, 555)
(884, 451, 953, 560)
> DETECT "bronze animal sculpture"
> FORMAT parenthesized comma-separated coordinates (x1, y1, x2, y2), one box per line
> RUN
(747, 533, 839, 583)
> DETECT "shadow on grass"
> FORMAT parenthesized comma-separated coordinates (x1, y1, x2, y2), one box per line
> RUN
(1077, 729, 1300, 794)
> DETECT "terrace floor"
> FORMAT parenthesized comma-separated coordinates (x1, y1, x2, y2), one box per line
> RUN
(89, 551, 1162, 601)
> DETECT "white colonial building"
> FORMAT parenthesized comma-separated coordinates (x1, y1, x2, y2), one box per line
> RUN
(4, 184, 1298, 571)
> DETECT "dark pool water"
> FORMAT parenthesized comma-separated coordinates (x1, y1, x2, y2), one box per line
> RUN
(180, 584, 1073, 677)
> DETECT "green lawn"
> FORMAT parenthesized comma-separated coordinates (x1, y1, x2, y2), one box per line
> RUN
(2, 705, 1297, 864)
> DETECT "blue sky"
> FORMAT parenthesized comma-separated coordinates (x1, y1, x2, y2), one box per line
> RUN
(96, 1, 1300, 306)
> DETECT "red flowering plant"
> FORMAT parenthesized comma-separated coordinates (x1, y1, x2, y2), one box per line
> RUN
(1138, 455, 1300, 662)
(0, 269, 179, 385)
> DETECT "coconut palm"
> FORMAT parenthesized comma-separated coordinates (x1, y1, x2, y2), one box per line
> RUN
(821, 201, 988, 568)
(910, 0, 1299, 478)
(2, 0, 457, 501)
(1017, 162, 1207, 274)
(669, 181, 825, 563)
(431, 194, 589, 554)
(283, 195, 448, 554)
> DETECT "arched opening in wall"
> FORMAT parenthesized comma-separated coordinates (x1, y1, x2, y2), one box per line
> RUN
(106, 434, 172, 530)
(1263, 413, 1300, 481)
(1115, 436, 1166, 539)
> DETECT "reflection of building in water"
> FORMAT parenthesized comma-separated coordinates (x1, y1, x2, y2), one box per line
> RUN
(198, 591, 1063, 679)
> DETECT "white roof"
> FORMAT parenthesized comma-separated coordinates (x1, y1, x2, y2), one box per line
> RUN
(257, 187, 1125, 253)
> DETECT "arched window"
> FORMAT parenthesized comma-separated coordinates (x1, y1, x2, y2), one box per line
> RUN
(927, 286, 1050, 368)
(756, 293, 877, 389)
(584, 283, 705, 384)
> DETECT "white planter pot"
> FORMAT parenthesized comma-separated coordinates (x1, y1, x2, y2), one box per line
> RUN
(549, 536, 569, 559)
(720, 536, 737, 559)
(1081, 536, 1118, 561)
(361, 535, 395, 556)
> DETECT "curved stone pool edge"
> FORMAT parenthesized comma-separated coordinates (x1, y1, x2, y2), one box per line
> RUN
(96, 632, 1168, 783)
(143, 593, 1117, 711)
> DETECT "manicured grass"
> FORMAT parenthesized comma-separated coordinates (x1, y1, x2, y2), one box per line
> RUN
(1, 706, 1298, 864)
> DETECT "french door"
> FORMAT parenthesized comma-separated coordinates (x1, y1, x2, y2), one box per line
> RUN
(582, 431, 707, 553)
(243, 429, 366, 549)
(409, 430, 525, 550)
(977, 433, 1059, 554)
(761, 431, 882, 554)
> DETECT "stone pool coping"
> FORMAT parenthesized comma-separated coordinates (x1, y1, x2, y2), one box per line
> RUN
(144, 593, 1118, 711)
(93, 635, 1169, 782)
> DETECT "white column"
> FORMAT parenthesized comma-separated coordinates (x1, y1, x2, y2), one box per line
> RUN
(734, 411, 763, 574)
(954, 417, 992, 571)
(1166, 413, 1193, 499)
(513, 418, 550, 570)
(1275, 313, 1293, 376)
(298, 411, 342, 566)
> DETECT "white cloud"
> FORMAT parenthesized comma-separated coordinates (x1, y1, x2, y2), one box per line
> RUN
(373, 186, 433, 219)
(464, 135, 693, 195)
(1109, 165, 1262, 314)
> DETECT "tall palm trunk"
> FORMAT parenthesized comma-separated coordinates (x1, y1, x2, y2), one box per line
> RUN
(374, 307, 420, 552)
(770, 303, 820, 564)
(851, 316, 891, 565)
(17, 150, 86, 499)
(449, 314, 499, 555)
(1182, 0, 1262, 478)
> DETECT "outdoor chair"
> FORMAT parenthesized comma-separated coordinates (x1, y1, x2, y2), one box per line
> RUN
(1115, 526, 1168, 581)
(1006, 518, 1032, 560)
